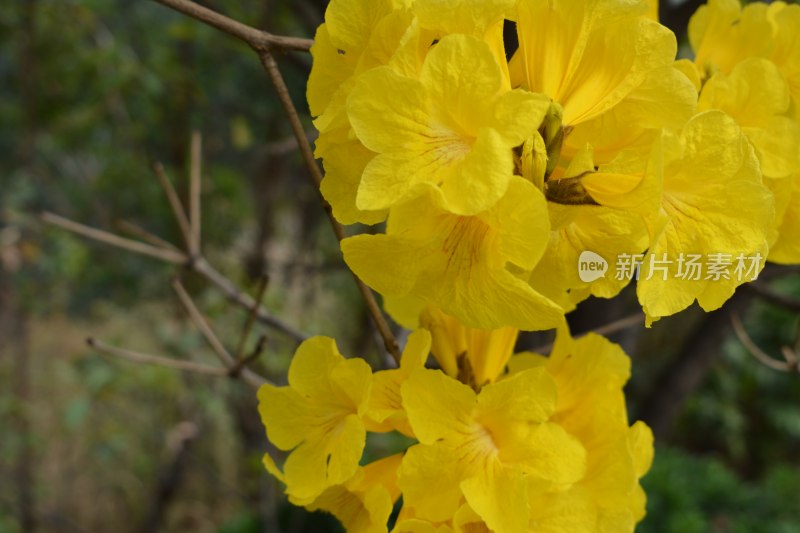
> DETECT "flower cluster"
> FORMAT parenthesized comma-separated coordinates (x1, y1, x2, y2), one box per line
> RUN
(310, 0, 799, 328)
(259, 322, 652, 532)
(257, 0, 800, 531)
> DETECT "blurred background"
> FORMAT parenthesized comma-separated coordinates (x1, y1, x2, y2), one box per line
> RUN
(1, 0, 799, 531)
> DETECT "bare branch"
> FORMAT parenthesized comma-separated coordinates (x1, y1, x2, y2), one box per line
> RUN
(531, 312, 645, 354)
(43, 210, 306, 343)
(88, 337, 228, 376)
(172, 278, 266, 387)
(172, 278, 234, 366)
(41, 212, 187, 264)
(192, 258, 307, 342)
(189, 131, 202, 256)
(731, 313, 799, 373)
(257, 50, 401, 364)
(235, 275, 269, 361)
(115, 219, 181, 252)
(152, 0, 313, 52)
(229, 334, 267, 378)
(153, 162, 193, 252)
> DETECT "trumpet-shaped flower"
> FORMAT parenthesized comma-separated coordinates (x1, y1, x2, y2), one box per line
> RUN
(510, 327, 654, 530)
(341, 177, 563, 331)
(510, 0, 685, 129)
(348, 34, 551, 215)
(366, 330, 431, 437)
(697, 58, 800, 180)
(398, 367, 587, 531)
(420, 306, 518, 387)
(304, 454, 404, 533)
(258, 337, 373, 504)
(637, 111, 774, 324)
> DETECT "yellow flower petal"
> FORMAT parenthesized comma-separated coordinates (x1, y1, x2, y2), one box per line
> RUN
(637, 110, 774, 323)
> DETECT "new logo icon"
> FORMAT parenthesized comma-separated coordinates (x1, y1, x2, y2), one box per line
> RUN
(578, 251, 608, 282)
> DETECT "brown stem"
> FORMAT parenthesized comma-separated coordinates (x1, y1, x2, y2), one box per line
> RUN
(172, 278, 266, 388)
(152, 0, 313, 52)
(257, 50, 401, 364)
(88, 338, 229, 376)
(188, 131, 202, 255)
(153, 162, 193, 251)
(41, 212, 187, 264)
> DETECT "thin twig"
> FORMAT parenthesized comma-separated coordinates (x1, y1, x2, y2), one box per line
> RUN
(591, 313, 645, 338)
(172, 278, 234, 366)
(172, 278, 266, 387)
(235, 275, 269, 361)
(229, 334, 267, 377)
(531, 312, 645, 354)
(189, 132, 202, 256)
(731, 313, 799, 373)
(115, 220, 181, 252)
(88, 338, 228, 376)
(257, 50, 401, 364)
(41, 212, 187, 264)
(153, 162, 193, 251)
(43, 209, 306, 342)
(152, 0, 313, 52)
(192, 258, 307, 342)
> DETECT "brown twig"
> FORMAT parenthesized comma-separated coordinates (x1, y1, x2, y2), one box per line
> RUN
(41, 212, 187, 264)
(532, 312, 645, 354)
(257, 50, 401, 364)
(115, 219, 181, 252)
(731, 313, 799, 373)
(235, 274, 269, 361)
(152, 0, 313, 52)
(229, 334, 267, 378)
(88, 337, 228, 376)
(172, 278, 266, 387)
(42, 211, 306, 342)
(153, 162, 193, 251)
(189, 131, 202, 256)
(192, 258, 306, 341)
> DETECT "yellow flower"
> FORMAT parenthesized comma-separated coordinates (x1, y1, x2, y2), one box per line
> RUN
(510, 327, 654, 530)
(697, 58, 800, 180)
(341, 177, 564, 331)
(510, 0, 691, 130)
(398, 367, 587, 531)
(348, 34, 550, 215)
(366, 329, 431, 437)
(258, 337, 373, 504)
(637, 111, 774, 324)
(689, 0, 800, 121)
(688, 0, 772, 79)
(421, 306, 518, 388)
(528, 203, 649, 312)
(305, 454, 404, 533)
(310, 0, 420, 225)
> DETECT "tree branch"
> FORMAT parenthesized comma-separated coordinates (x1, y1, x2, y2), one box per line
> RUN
(172, 278, 266, 388)
(88, 337, 229, 376)
(41, 212, 187, 264)
(731, 313, 799, 373)
(257, 50, 401, 364)
(43, 212, 306, 343)
(152, 0, 313, 52)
